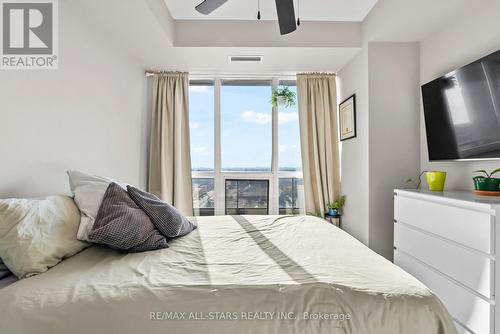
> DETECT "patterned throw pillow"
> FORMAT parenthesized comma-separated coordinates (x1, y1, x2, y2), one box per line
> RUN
(88, 183, 168, 252)
(127, 186, 197, 238)
(0, 258, 12, 279)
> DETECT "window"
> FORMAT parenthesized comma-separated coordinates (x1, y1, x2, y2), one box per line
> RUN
(189, 77, 304, 216)
(189, 81, 215, 216)
(192, 178, 215, 216)
(225, 179, 269, 215)
(279, 178, 304, 214)
(189, 81, 214, 172)
(221, 80, 272, 172)
(278, 81, 302, 172)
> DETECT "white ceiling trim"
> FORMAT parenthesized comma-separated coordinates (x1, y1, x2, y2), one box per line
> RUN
(174, 20, 362, 48)
(165, 0, 378, 22)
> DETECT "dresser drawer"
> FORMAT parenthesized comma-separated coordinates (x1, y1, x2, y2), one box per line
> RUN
(395, 250, 493, 334)
(394, 195, 493, 254)
(394, 222, 493, 299)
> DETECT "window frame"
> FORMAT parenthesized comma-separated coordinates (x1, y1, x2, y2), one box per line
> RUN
(190, 76, 303, 216)
(278, 177, 304, 214)
(224, 179, 270, 215)
(191, 178, 215, 216)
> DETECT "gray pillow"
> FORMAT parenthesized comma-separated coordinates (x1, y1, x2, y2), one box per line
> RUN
(0, 258, 11, 279)
(88, 183, 168, 252)
(127, 185, 197, 238)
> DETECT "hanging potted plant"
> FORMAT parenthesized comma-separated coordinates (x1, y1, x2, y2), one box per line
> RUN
(271, 86, 296, 108)
(473, 168, 500, 192)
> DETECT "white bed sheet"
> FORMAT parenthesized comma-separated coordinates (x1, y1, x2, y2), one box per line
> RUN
(0, 215, 456, 334)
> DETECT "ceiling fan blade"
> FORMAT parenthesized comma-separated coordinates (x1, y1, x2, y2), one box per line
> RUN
(195, 0, 229, 15)
(275, 0, 297, 35)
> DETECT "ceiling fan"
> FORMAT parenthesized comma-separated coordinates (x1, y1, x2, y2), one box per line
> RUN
(195, 0, 299, 35)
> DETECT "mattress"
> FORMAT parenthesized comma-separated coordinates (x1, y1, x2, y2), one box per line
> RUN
(0, 215, 456, 334)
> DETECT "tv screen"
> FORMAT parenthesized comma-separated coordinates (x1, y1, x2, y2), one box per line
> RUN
(422, 50, 500, 161)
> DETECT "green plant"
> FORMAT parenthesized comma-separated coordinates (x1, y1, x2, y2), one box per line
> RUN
(473, 168, 500, 191)
(306, 210, 323, 218)
(405, 171, 427, 189)
(327, 196, 346, 213)
(271, 86, 296, 108)
(473, 168, 500, 178)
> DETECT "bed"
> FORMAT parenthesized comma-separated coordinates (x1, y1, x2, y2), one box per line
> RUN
(0, 215, 456, 334)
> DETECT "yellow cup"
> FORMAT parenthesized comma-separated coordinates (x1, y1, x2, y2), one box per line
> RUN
(426, 171, 447, 191)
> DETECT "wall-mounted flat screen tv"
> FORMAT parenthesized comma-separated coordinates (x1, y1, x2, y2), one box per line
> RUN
(422, 50, 500, 161)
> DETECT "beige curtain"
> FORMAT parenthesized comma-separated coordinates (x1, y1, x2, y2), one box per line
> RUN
(148, 72, 193, 215)
(297, 73, 341, 216)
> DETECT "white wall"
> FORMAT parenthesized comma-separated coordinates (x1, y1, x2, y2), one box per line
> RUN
(337, 49, 370, 245)
(368, 42, 420, 260)
(338, 0, 500, 259)
(337, 42, 420, 260)
(0, 1, 150, 198)
(0, 0, 363, 199)
(361, 0, 470, 43)
(175, 21, 361, 47)
(419, 0, 500, 190)
(336, 0, 496, 259)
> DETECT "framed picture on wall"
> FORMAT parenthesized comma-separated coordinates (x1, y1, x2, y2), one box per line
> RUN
(339, 94, 356, 141)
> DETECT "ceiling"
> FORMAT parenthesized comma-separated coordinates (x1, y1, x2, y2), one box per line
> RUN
(67, 0, 360, 73)
(68, 0, 475, 74)
(164, 0, 378, 21)
(169, 47, 360, 74)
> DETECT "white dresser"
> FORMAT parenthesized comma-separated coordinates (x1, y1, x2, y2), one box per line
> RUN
(394, 189, 500, 334)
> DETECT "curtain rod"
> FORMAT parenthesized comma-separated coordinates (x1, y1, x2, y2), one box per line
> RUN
(145, 70, 298, 79)
(145, 70, 188, 77)
(297, 71, 336, 75)
(145, 70, 336, 78)
(189, 73, 297, 79)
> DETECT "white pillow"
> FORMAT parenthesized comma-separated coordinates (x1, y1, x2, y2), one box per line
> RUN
(67, 170, 126, 241)
(0, 195, 87, 279)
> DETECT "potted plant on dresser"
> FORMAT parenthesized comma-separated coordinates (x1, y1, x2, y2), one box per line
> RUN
(473, 168, 500, 196)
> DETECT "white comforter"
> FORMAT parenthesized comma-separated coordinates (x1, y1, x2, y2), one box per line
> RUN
(0, 215, 456, 334)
